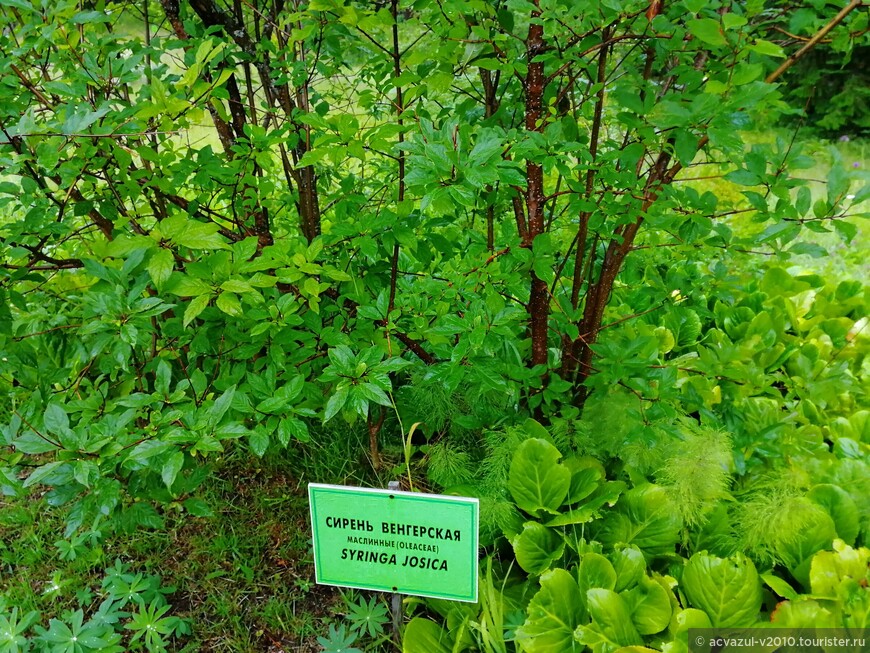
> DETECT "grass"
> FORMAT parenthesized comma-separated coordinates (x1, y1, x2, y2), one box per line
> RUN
(787, 136, 870, 280)
(0, 427, 395, 653)
(680, 131, 870, 282)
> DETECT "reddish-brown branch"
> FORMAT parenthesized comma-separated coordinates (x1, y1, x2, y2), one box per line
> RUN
(524, 2, 549, 373)
(571, 26, 611, 310)
(387, 0, 404, 321)
(765, 0, 863, 83)
(367, 407, 386, 470)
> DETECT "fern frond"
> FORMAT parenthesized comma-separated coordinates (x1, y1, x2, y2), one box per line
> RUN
(426, 441, 474, 489)
(732, 474, 820, 566)
(657, 423, 732, 526)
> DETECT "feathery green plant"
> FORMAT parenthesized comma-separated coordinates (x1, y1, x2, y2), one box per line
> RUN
(657, 423, 732, 526)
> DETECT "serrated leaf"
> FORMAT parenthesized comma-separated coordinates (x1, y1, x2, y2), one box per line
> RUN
(147, 249, 174, 288)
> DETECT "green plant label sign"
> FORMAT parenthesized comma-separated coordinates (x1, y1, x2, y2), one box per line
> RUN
(308, 483, 479, 602)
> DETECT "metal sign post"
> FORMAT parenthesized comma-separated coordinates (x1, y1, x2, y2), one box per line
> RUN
(387, 480, 401, 641)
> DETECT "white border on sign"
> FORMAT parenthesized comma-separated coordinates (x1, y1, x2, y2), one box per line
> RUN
(307, 483, 480, 603)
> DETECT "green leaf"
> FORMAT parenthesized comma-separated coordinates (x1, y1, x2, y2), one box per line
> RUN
(183, 295, 211, 327)
(183, 497, 213, 517)
(162, 451, 184, 490)
(688, 19, 726, 46)
(768, 598, 838, 628)
(544, 481, 625, 527)
(564, 457, 603, 504)
(508, 438, 571, 515)
(0, 0, 33, 10)
(610, 545, 646, 592)
(576, 589, 643, 653)
(221, 279, 255, 293)
(402, 618, 452, 653)
(328, 345, 356, 375)
(722, 13, 747, 30)
(774, 499, 837, 587)
(257, 396, 289, 414)
(512, 522, 565, 574)
(147, 249, 174, 288)
(808, 540, 870, 598)
(681, 552, 762, 627)
(249, 429, 269, 457)
(277, 417, 309, 445)
(43, 403, 69, 435)
(596, 485, 682, 557)
(358, 383, 393, 407)
(747, 39, 785, 57)
(130, 440, 171, 463)
(578, 553, 617, 595)
(516, 569, 585, 653)
(216, 292, 243, 317)
(171, 219, 229, 250)
(324, 385, 349, 422)
(761, 573, 798, 600)
(43, 403, 79, 449)
(788, 242, 827, 258)
(623, 575, 672, 635)
(211, 385, 236, 423)
(23, 461, 69, 488)
(807, 484, 860, 545)
(674, 129, 698, 166)
(795, 186, 812, 216)
(671, 607, 712, 635)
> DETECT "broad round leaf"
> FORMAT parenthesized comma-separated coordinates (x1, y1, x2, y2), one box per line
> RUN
(623, 575, 672, 635)
(681, 552, 762, 627)
(596, 485, 682, 557)
(516, 569, 585, 653)
(402, 618, 452, 653)
(508, 438, 571, 515)
(512, 522, 565, 574)
(807, 484, 860, 545)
